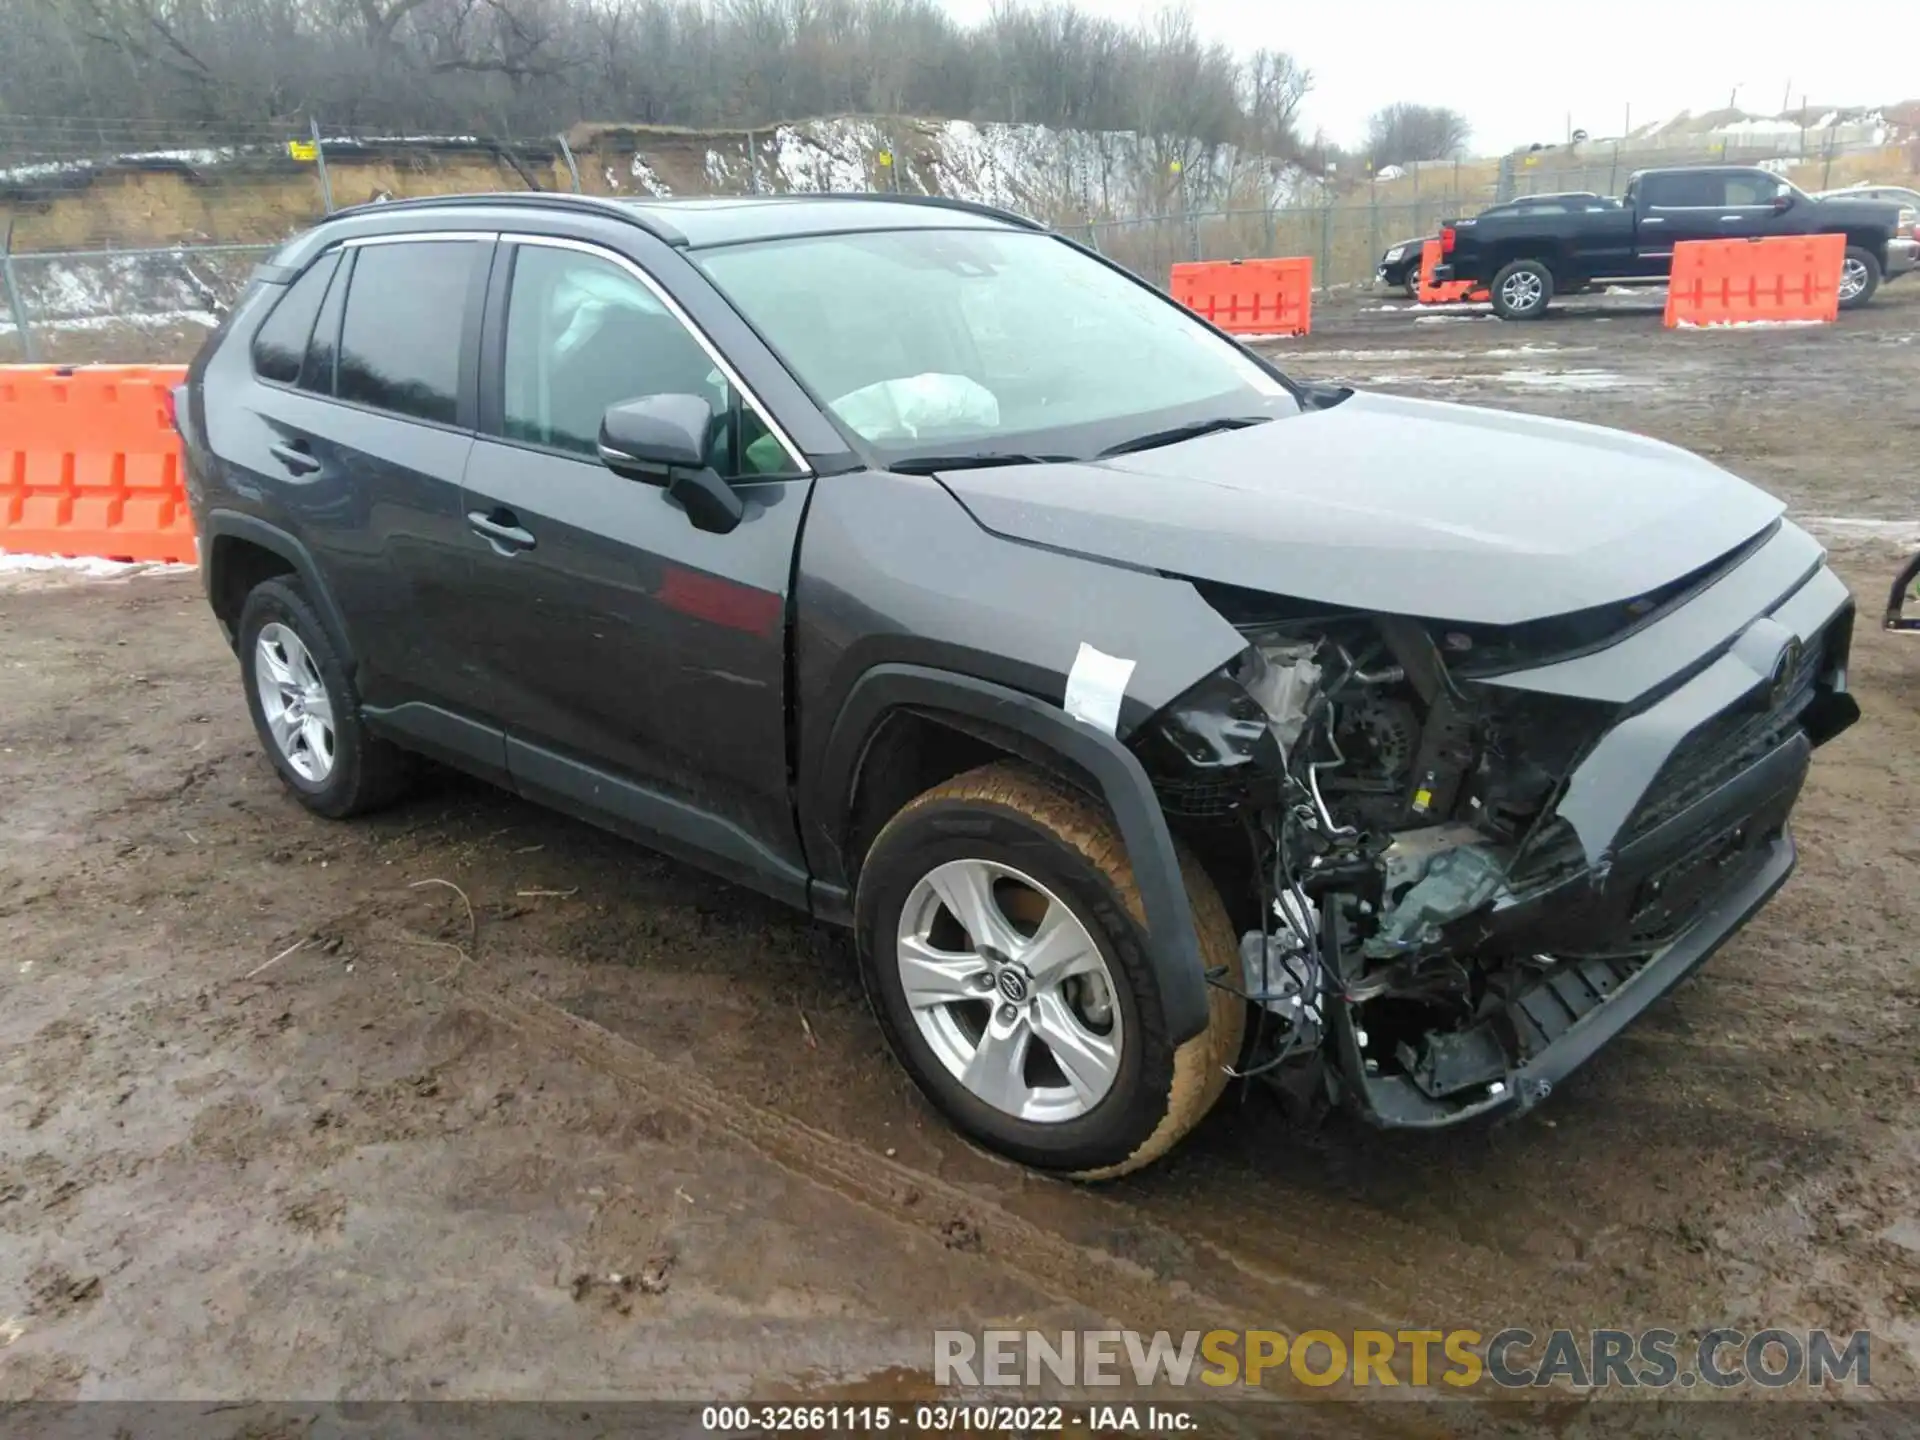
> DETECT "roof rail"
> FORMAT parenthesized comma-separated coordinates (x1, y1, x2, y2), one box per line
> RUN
(707, 191, 1046, 230)
(320, 188, 1045, 242)
(323, 190, 689, 244)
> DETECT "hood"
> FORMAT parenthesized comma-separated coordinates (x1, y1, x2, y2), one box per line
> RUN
(933, 390, 1785, 626)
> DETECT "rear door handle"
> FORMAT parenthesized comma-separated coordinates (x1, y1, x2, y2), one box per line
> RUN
(468, 508, 537, 554)
(268, 440, 320, 476)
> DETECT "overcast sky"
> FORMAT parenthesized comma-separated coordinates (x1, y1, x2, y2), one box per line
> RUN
(938, 0, 1917, 152)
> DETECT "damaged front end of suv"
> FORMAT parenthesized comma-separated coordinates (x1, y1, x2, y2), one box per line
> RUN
(1133, 520, 1860, 1128)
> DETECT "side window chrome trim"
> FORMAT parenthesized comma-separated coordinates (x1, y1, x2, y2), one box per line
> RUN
(505, 233, 812, 476)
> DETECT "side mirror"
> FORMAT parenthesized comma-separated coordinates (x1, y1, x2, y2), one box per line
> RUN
(599, 394, 712, 477)
(598, 394, 744, 535)
(1772, 191, 1794, 213)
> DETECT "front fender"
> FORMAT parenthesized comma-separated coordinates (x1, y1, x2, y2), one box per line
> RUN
(815, 665, 1214, 1046)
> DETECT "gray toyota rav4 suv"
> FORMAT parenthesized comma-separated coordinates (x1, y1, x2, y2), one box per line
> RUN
(179, 192, 1859, 1177)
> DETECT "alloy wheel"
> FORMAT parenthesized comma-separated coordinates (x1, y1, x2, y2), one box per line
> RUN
(254, 622, 336, 783)
(1839, 257, 1869, 302)
(895, 858, 1123, 1123)
(1500, 269, 1545, 313)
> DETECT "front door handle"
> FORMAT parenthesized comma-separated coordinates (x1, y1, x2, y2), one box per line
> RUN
(468, 508, 537, 554)
(268, 440, 320, 476)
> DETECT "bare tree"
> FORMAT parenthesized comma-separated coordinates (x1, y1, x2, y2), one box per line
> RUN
(1, 0, 1310, 177)
(1365, 102, 1470, 169)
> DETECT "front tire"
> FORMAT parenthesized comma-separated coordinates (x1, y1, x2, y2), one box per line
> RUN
(1491, 259, 1554, 320)
(238, 577, 413, 818)
(855, 763, 1245, 1179)
(1839, 246, 1881, 310)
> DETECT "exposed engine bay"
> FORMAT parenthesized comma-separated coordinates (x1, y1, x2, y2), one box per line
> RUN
(1133, 587, 1853, 1127)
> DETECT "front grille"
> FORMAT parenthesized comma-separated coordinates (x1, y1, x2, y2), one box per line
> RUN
(1622, 629, 1824, 843)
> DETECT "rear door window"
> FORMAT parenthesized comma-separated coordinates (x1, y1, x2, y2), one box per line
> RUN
(250, 252, 340, 385)
(336, 240, 480, 426)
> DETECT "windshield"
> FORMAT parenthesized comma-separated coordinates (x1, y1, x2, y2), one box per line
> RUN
(693, 228, 1294, 463)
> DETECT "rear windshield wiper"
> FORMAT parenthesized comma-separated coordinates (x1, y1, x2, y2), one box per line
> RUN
(888, 452, 1076, 475)
(1096, 415, 1270, 459)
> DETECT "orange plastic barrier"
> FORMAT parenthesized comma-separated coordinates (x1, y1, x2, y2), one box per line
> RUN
(1664, 234, 1845, 328)
(1415, 240, 1487, 305)
(0, 364, 195, 563)
(1170, 257, 1312, 337)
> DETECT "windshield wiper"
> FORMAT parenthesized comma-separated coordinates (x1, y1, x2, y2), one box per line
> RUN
(1095, 415, 1271, 459)
(888, 452, 1076, 475)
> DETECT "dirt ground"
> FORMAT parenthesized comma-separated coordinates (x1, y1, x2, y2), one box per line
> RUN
(3, 283, 1920, 1422)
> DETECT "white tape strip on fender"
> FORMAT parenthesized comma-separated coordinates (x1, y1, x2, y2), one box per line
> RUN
(1063, 642, 1137, 737)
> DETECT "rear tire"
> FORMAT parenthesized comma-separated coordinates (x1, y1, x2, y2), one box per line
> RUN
(1490, 259, 1554, 320)
(238, 577, 413, 819)
(854, 763, 1245, 1179)
(1839, 246, 1881, 310)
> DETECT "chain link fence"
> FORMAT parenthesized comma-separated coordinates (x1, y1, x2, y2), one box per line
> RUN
(0, 243, 274, 364)
(1, 200, 1472, 364)
(4, 109, 1913, 363)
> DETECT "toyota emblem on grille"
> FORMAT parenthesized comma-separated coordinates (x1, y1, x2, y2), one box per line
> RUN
(996, 969, 1030, 1003)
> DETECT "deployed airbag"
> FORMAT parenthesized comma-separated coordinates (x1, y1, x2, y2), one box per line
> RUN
(831, 373, 1000, 442)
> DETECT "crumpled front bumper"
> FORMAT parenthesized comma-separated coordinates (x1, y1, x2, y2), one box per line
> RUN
(1338, 533, 1859, 1129)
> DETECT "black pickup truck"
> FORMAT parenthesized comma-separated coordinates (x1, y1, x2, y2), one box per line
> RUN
(1435, 165, 1918, 319)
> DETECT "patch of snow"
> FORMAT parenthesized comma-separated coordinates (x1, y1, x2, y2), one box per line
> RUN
(1482, 344, 1588, 357)
(1492, 368, 1639, 391)
(773, 119, 887, 194)
(629, 155, 672, 196)
(1719, 118, 1803, 138)
(0, 308, 218, 338)
(0, 552, 196, 580)
(1373, 165, 1405, 182)
(1296, 349, 1468, 362)
(1235, 332, 1302, 343)
(1413, 314, 1495, 324)
(705, 149, 735, 188)
(1800, 517, 1920, 546)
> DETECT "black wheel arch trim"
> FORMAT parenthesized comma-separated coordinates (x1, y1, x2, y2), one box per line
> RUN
(816, 663, 1212, 1046)
(202, 510, 355, 665)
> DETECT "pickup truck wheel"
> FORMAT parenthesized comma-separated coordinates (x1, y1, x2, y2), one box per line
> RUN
(1838, 247, 1881, 309)
(238, 577, 414, 819)
(1491, 259, 1554, 320)
(854, 763, 1245, 1179)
